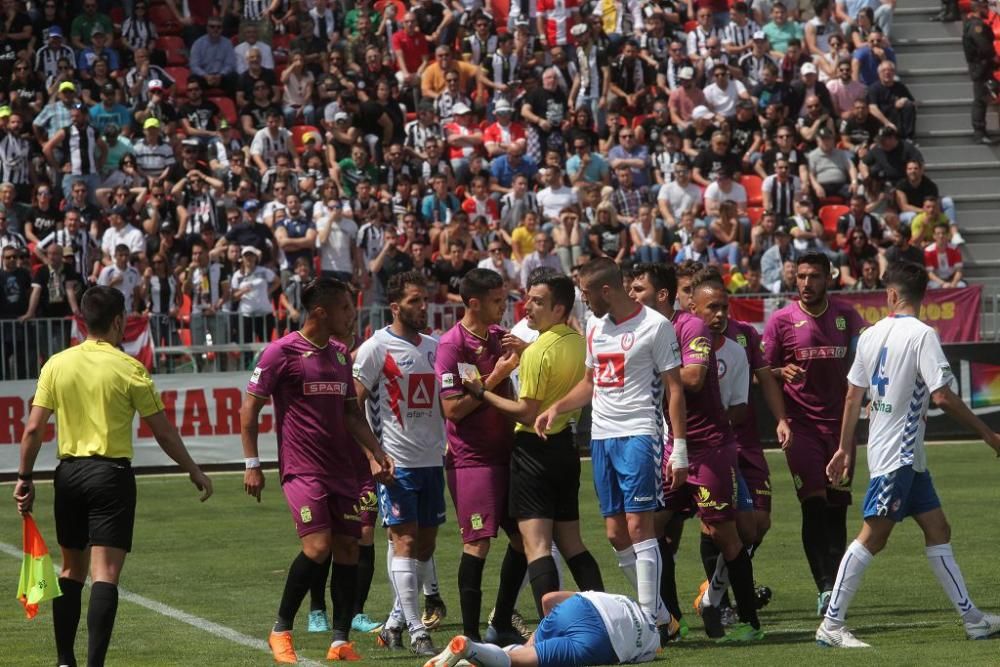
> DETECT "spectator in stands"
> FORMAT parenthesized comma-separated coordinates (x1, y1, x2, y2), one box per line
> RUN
(536, 165, 578, 222)
(688, 7, 721, 63)
(100, 205, 145, 263)
(24, 243, 82, 359)
(609, 39, 655, 116)
(657, 162, 702, 231)
(895, 160, 958, 236)
(851, 30, 894, 87)
(552, 206, 585, 273)
(807, 127, 857, 200)
(773, 257, 798, 292)
(866, 60, 915, 139)
(837, 193, 884, 248)
(762, 157, 802, 219)
(826, 60, 866, 120)
(884, 224, 923, 265)
(274, 193, 317, 277)
(280, 257, 312, 333)
(788, 195, 836, 260)
(925, 222, 965, 288)
(668, 67, 706, 129)
(849, 256, 883, 290)
(434, 238, 476, 303)
(98, 243, 143, 313)
(589, 201, 629, 264)
(231, 245, 279, 367)
(630, 204, 667, 264)
(610, 165, 646, 225)
(838, 228, 880, 288)
(861, 125, 922, 182)
(567, 136, 611, 186)
(675, 224, 720, 265)
(836, 0, 894, 38)
(750, 209, 778, 261)
(704, 62, 752, 120)
(190, 17, 238, 96)
(519, 232, 563, 288)
(709, 200, 748, 266)
(839, 98, 880, 157)
(703, 167, 749, 221)
(734, 261, 767, 294)
(804, 0, 841, 57)
(910, 195, 950, 248)
(478, 239, 519, 289)
(693, 131, 742, 185)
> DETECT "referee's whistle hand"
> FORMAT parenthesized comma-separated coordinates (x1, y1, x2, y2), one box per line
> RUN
(191, 471, 214, 502)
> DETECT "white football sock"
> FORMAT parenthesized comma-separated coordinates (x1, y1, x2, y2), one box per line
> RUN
(385, 539, 405, 628)
(464, 639, 512, 667)
(419, 558, 439, 597)
(926, 543, 983, 624)
(615, 546, 638, 591)
(390, 557, 426, 635)
(823, 540, 873, 628)
(703, 554, 730, 608)
(634, 538, 664, 622)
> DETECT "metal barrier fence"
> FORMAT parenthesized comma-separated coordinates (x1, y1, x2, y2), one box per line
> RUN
(2, 288, 996, 380)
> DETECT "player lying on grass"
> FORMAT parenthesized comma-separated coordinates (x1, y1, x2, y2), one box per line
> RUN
(425, 590, 659, 667)
(816, 261, 1000, 648)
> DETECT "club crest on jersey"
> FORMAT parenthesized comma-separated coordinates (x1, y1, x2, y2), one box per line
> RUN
(620, 332, 635, 351)
(300, 505, 313, 524)
(835, 316, 847, 330)
(426, 350, 436, 365)
(441, 372, 455, 389)
(736, 334, 747, 348)
(470, 513, 484, 530)
(717, 358, 728, 377)
(336, 352, 347, 365)
(250, 366, 263, 384)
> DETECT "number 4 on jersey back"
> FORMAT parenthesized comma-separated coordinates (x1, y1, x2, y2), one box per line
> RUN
(871, 346, 889, 397)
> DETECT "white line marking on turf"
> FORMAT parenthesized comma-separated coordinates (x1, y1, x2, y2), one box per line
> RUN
(0, 541, 325, 667)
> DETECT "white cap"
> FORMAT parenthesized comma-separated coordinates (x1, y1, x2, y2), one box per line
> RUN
(679, 66, 695, 80)
(801, 62, 818, 76)
(692, 105, 713, 120)
(451, 102, 472, 115)
(752, 30, 766, 40)
(494, 99, 513, 114)
(334, 111, 349, 122)
(147, 79, 164, 91)
(241, 245, 262, 257)
(570, 23, 588, 37)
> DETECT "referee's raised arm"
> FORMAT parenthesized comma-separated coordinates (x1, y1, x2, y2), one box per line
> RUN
(11, 285, 212, 667)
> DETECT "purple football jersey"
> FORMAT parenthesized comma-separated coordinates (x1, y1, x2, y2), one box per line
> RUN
(763, 298, 866, 428)
(247, 332, 358, 495)
(671, 311, 730, 449)
(435, 323, 514, 468)
(724, 318, 768, 450)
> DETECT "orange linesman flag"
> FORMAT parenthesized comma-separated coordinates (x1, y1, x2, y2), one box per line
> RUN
(16, 515, 62, 619)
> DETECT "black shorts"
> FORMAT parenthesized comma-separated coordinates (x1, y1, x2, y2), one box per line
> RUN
(54, 457, 137, 552)
(509, 428, 580, 522)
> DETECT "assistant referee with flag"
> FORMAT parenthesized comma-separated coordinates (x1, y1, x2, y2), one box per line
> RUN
(13, 286, 214, 667)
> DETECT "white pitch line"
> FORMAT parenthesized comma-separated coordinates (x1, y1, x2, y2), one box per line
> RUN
(0, 541, 324, 667)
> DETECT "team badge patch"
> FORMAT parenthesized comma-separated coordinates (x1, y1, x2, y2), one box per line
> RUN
(250, 366, 263, 384)
(736, 334, 747, 348)
(835, 316, 846, 331)
(337, 352, 347, 365)
(441, 372, 455, 389)
(620, 332, 635, 351)
(300, 505, 313, 524)
(470, 513, 484, 530)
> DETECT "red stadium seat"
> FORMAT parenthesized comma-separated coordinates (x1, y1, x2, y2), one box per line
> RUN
(747, 206, 763, 227)
(291, 125, 322, 153)
(684, 20, 698, 32)
(165, 66, 189, 99)
(156, 36, 187, 66)
(210, 96, 238, 125)
(741, 174, 763, 207)
(819, 204, 849, 236)
(149, 4, 182, 36)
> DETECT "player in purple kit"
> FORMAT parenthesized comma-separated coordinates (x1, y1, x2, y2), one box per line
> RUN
(762, 252, 867, 616)
(240, 278, 395, 664)
(436, 269, 529, 645)
(632, 265, 764, 641)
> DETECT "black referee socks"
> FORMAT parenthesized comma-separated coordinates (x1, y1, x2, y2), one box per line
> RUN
(87, 581, 119, 667)
(275, 552, 324, 632)
(566, 551, 604, 593)
(493, 545, 528, 632)
(330, 562, 358, 643)
(53, 576, 83, 667)
(528, 556, 560, 618)
(458, 553, 486, 639)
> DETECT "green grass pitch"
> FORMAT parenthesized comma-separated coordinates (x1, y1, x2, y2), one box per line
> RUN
(2, 442, 999, 666)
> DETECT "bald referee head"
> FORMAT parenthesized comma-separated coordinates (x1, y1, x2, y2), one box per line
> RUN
(14, 285, 213, 667)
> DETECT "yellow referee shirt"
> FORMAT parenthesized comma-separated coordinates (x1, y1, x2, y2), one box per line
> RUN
(33, 340, 165, 460)
(516, 323, 585, 434)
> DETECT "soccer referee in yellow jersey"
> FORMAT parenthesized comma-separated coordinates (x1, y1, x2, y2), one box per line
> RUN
(13, 286, 213, 667)
(462, 270, 604, 618)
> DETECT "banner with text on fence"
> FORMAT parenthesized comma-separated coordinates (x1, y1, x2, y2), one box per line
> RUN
(728, 286, 982, 343)
(0, 373, 275, 475)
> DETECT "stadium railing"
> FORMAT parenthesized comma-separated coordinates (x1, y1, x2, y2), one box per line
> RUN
(2, 288, 996, 381)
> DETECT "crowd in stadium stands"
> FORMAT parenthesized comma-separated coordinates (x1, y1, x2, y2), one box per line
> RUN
(0, 0, 973, 380)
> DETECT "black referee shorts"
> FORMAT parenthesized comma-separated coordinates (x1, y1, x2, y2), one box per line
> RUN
(54, 457, 137, 553)
(509, 428, 580, 522)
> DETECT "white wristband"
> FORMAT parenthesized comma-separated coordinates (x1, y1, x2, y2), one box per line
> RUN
(669, 438, 688, 470)
(245, 457, 261, 469)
